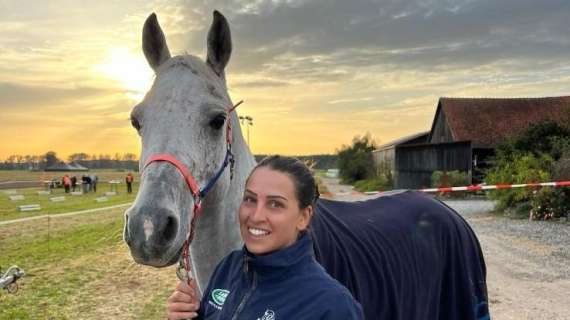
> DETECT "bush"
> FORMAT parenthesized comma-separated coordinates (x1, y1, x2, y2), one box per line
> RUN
(431, 170, 470, 198)
(353, 176, 392, 192)
(375, 161, 394, 189)
(552, 148, 570, 180)
(431, 170, 470, 188)
(530, 188, 570, 220)
(337, 133, 377, 184)
(502, 201, 533, 219)
(505, 121, 570, 160)
(486, 153, 552, 211)
(484, 117, 570, 217)
(553, 157, 570, 180)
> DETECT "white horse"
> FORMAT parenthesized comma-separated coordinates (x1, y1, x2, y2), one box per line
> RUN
(124, 12, 490, 320)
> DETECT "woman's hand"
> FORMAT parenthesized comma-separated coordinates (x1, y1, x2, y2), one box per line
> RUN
(167, 279, 200, 319)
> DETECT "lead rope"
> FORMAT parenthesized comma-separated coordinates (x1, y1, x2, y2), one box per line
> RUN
(176, 206, 199, 285)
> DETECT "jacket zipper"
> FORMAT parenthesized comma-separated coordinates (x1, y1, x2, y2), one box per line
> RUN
(230, 256, 257, 320)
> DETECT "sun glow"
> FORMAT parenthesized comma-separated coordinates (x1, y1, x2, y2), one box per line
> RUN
(94, 47, 153, 101)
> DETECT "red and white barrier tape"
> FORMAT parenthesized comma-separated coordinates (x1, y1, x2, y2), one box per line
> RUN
(418, 181, 570, 193)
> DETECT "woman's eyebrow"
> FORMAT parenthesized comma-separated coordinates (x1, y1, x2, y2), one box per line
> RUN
(266, 195, 288, 202)
(245, 189, 288, 201)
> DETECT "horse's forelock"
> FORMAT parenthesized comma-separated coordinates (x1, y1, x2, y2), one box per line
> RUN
(156, 55, 226, 89)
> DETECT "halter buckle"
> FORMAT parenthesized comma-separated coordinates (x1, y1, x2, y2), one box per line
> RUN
(176, 262, 192, 282)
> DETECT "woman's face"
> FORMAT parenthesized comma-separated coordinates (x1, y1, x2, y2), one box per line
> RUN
(239, 167, 312, 255)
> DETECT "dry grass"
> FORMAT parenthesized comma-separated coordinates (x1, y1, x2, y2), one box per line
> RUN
(0, 207, 176, 320)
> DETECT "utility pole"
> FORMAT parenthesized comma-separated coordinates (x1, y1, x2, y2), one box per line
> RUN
(239, 115, 254, 146)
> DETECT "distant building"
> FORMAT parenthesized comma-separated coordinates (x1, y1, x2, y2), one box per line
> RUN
(375, 96, 570, 189)
(372, 131, 429, 177)
(45, 161, 89, 172)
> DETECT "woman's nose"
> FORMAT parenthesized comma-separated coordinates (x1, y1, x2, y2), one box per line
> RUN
(249, 203, 266, 222)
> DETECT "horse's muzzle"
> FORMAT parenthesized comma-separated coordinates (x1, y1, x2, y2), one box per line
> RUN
(124, 205, 184, 266)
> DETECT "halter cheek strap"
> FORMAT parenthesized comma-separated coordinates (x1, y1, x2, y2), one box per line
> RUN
(143, 154, 204, 214)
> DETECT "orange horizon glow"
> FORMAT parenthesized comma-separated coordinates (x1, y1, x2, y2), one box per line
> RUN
(2, 2, 569, 161)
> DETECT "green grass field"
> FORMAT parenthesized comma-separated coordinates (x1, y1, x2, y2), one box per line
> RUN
(0, 183, 139, 222)
(0, 169, 142, 223)
(0, 207, 175, 319)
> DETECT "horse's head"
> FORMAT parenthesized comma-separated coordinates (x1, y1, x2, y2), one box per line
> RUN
(123, 11, 236, 267)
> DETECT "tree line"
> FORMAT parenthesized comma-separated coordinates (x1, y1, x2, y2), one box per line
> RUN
(0, 151, 139, 171)
(3, 152, 341, 171)
(254, 154, 338, 170)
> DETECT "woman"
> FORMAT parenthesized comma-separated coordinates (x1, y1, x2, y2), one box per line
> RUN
(167, 155, 364, 319)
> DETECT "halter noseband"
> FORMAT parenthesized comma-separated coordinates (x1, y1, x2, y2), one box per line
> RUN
(142, 100, 243, 285)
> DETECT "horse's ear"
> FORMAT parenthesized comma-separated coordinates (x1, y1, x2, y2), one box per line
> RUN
(142, 13, 171, 71)
(206, 11, 232, 77)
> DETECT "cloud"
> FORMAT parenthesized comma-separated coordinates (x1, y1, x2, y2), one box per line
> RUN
(231, 78, 291, 88)
(140, 0, 570, 90)
(0, 82, 111, 108)
(2, 0, 570, 158)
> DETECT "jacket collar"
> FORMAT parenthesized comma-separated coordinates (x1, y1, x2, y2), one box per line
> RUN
(243, 232, 315, 280)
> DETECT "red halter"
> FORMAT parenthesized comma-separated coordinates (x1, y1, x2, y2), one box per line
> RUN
(142, 100, 243, 285)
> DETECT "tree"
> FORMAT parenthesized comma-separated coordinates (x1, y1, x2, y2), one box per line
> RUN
(68, 153, 90, 162)
(336, 133, 377, 184)
(44, 151, 59, 167)
(498, 121, 570, 161)
(123, 153, 137, 161)
(6, 155, 18, 164)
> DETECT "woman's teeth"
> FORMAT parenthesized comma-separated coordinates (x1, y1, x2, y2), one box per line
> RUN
(248, 228, 270, 236)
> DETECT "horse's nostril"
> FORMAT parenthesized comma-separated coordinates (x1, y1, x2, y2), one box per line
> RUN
(159, 215, 178, 245)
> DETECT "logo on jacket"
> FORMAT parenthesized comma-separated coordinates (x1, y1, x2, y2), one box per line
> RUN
(210, 288, 230, 308)
(257, 309, 275, 320)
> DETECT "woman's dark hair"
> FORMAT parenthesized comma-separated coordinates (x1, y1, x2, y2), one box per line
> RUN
(249, 155, 319, 209)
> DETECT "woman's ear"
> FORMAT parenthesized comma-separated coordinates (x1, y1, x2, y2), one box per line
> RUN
(297, 205, 314, 232)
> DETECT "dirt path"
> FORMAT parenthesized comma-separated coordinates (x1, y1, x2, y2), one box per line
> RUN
(320, 177, 570, 320)
(467, 216, 570, 320)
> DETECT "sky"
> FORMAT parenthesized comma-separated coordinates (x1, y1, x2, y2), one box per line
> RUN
(2, 0, 570, 160)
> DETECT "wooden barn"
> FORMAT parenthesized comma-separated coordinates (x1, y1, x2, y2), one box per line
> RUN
(376, 96, 570, 189)
(372, 131, 428, 175)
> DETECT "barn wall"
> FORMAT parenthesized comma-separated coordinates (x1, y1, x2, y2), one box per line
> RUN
(394, 141, 472, 189)
(372, 147, 395, 169)
(430, 109, 454, 143)
(372, 147, 395, 183)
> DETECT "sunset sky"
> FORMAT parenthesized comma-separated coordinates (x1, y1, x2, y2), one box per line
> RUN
(2, 0, 570, 160)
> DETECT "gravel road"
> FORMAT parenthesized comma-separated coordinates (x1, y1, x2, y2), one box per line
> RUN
(320, 177, 570, 320)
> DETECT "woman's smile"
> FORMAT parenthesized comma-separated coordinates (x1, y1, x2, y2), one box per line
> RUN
(247, 227, 271, 237)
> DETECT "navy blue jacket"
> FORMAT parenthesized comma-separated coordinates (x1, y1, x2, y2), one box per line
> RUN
(197, 232, 364, 319)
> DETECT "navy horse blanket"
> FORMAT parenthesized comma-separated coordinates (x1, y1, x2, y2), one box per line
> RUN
(310, 190, 490, 320)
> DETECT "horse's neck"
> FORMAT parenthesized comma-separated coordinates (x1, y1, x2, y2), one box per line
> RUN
(190, 115, 256, 293)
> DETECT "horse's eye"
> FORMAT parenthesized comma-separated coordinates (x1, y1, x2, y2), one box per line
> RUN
(131, 116, 141, 131)
(209, 114, 227, 130)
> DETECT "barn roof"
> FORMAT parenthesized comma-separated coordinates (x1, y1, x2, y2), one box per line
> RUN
(375, 131, 430, 151)
(430, 96, 570, 147)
